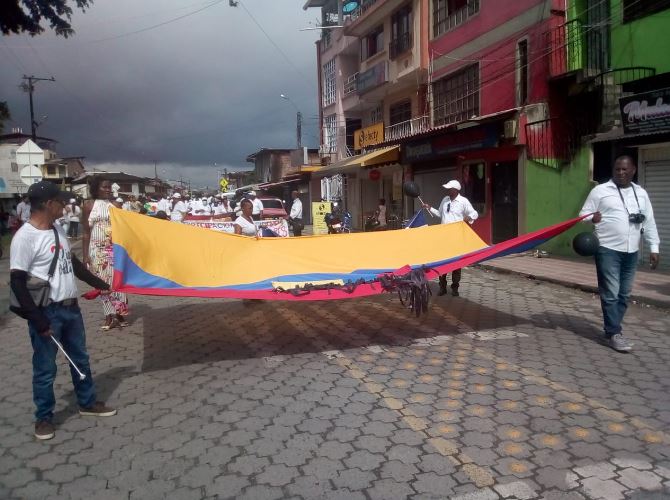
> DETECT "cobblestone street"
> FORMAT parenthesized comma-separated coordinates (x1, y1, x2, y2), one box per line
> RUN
(1, 268, 669, 499)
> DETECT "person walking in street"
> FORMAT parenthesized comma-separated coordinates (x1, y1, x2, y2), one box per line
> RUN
(234, 199, 258, 236)
(82, 177, 130, 331)
(248, 191, 264, 221)
(9, 181, 117, 441)
(579, 155, 660, 352)
(423, 180, 478, 297)
(288, 190, 303, 237)
(66, 199, 81, 238)
(170, 193, 188, 222)
(16, 195, 31, 228)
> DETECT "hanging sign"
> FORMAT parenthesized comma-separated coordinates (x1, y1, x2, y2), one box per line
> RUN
(354, 122, 384, 150)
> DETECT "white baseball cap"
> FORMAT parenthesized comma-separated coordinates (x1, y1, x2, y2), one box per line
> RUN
(115, 197, 123, 203)
(69, 198, 76, 204)
(248, 190, 256, 196)
(172, 192, 181, 199)
(442, 180, 462, 190)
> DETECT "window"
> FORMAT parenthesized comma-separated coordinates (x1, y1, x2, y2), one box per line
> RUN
(433, 0, 479, 38)
(516, 39, 529, 105)
(58, 165, 66, 177)
(11, 162, 18, 172)
(361, 25, 384, 60)
(389, 100, 412, 125)
(322, 58, 336, 107)
(46, 165, 56, 175)
(433, 64, 479, 126)
(323, 114, 338, 152)
(390, 5, 412, 58)
(370, 104, 383, 125)
(623, 0, 670, 23)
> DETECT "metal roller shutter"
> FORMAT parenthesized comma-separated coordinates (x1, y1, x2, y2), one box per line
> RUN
(640, 145, 670, 271)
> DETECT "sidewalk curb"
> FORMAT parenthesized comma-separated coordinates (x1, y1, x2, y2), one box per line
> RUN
(476, 263, 668, 310)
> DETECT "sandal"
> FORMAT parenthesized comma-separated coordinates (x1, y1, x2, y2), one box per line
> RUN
(100, 317, 119, 331)
(116, 314, 129, 327)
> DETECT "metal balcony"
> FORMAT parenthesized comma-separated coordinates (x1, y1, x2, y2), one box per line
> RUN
(546, 20, 605, 79)
(385, 115, 430, 142)
(343, 72, 359, 95)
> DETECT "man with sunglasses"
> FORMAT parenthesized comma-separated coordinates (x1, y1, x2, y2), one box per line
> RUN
(423, 180, 478, 296)
(580, 155, 660, 352)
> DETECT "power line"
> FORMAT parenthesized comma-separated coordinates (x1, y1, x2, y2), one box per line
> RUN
(90, 0, 226, 43)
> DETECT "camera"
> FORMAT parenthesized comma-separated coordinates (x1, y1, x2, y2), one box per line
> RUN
(629, 213, 646, 224)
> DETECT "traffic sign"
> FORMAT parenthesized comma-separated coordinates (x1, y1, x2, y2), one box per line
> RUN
(20, 165, 43, 186)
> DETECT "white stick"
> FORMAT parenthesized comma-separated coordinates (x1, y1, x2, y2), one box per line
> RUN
(417, 196, 435, 218)
(50, 337, 86, 380)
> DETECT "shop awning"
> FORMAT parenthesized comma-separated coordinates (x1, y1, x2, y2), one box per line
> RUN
(317, 146, 400, 175)
(300, 165, 322, 172)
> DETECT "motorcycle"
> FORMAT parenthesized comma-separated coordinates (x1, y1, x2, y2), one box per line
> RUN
(324, 202, 352, 234)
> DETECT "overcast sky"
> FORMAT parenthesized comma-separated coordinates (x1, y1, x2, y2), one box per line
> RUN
(1, 0, 321, 189)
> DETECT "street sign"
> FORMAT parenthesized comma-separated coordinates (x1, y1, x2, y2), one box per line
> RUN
(16, 139, 45, 167)
(20, 165, 43, 186)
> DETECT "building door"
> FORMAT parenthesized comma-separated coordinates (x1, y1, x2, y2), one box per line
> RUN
(414, 167, 458, 225)
(491, 161, 518, 243)
(640, 145, 670, 271)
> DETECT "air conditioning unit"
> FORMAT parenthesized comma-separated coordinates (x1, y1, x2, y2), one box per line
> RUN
(503, 119, 518, 139)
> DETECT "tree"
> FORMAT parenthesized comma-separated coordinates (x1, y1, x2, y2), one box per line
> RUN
(0, 102, 10, 133)
(1, 0, 92, 37)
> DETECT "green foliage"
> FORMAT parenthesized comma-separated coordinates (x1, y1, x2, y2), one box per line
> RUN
(1, 0, 92, 37)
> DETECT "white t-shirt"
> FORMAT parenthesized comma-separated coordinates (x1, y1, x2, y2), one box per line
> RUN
(252, 198, 264, 215)
(10, 223, 78, 302)
(67, 204, 81, 222)
(234, 215, 257, 236)
(170, 201, 188, 222)
(290, 198, 303, 219)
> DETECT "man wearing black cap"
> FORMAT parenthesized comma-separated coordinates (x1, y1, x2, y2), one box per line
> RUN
(10, 181, 117, 441)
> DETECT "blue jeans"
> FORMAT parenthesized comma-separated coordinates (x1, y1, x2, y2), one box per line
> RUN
(28, 303, 96, 422)
(595, 247, 638, 338)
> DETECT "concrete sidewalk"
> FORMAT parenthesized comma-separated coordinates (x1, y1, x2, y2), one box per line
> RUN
(478, 253, 670, 309)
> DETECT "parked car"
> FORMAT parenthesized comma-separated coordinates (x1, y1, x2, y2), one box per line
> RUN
(258, 196, 288, 219)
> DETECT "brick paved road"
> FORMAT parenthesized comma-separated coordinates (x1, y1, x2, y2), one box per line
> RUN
(1, 268, 669, 499)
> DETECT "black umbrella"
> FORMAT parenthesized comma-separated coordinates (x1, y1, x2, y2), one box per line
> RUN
(403, 181, 434, 218)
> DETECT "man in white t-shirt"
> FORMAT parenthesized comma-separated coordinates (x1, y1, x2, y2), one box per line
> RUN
(170, 193, 188, 222)
(17, 195, 31, 225)
(248, 191, 264, 221)
(156, 195, 171, 216)
(66, 199, 82, 238)
(288, 190, 303, 236)
(10, 181, 117, 441)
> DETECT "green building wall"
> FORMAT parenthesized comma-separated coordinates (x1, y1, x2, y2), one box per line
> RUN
(609, 2, 670, 73)
(523, 147, 594, 256)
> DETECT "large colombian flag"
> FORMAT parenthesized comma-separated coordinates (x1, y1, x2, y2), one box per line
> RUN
(111, 208, 585, 301)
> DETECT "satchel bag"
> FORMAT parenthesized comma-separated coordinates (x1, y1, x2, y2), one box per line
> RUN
(290, 218, 305, 231)
(9, 226, 60, 316)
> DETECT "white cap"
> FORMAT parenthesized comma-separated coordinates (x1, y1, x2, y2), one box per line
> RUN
(172, 192, 181, 199)
(69, 198, 76, 204)
(248, 190, 256, 196)
(442, 180, 462, 191)
(115, 197, 123, 203)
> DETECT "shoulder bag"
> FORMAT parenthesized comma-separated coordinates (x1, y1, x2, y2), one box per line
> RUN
(9, 226, 60, 313)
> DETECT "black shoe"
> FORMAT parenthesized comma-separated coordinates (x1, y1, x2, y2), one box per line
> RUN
(35, 420, 55, 440)
(451, 289, 460, 297)
(79, 402, 117, 417)
(438, 288, 447, 296)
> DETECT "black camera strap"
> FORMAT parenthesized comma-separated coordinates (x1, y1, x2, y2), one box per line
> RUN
(616, 185, 641, 215)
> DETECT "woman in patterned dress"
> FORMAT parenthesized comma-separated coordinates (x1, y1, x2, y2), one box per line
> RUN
(82, 177, 129, 330)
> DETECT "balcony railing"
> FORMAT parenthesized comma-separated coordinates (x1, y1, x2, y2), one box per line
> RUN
(433, 0, 479, 38)
(344, 72, 359, 95)
(348, 0, 378, 22)
(385, 115, 430, 142)
(546, 19, 605, 79)
(389, 32, 412, 59)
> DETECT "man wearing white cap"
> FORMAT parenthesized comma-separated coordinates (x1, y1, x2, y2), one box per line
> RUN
(170, 193, 188, 222)
(423, 179, 478, 296)
(248, 191, 264, 221)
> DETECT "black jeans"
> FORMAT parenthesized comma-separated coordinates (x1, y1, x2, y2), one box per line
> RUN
(291, 218, 303, 237)
(439, 268, 461, 291)
(68, 221, 79, 238)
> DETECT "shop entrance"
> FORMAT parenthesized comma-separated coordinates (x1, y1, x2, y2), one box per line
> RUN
(491, 161, 518, 243)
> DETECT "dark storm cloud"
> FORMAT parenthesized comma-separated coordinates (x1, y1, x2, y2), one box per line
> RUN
(0, 0, 320, 187)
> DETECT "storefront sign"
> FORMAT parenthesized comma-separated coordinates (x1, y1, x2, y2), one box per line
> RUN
(354, 122, 384, 150)
(402, 125, 498, 162)
(357, 61, 387, 94)
(311, 201, 332, 235)
(620, 87, 670, 134)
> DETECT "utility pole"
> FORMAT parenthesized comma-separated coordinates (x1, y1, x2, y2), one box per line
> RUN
(297, 111, 302, 149)
(21, 75, 55, 141)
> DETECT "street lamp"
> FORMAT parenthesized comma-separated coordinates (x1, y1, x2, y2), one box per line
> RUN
(280, 94, 302, 149)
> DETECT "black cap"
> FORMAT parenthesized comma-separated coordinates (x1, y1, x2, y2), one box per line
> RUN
(27, 181, 71, 203)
